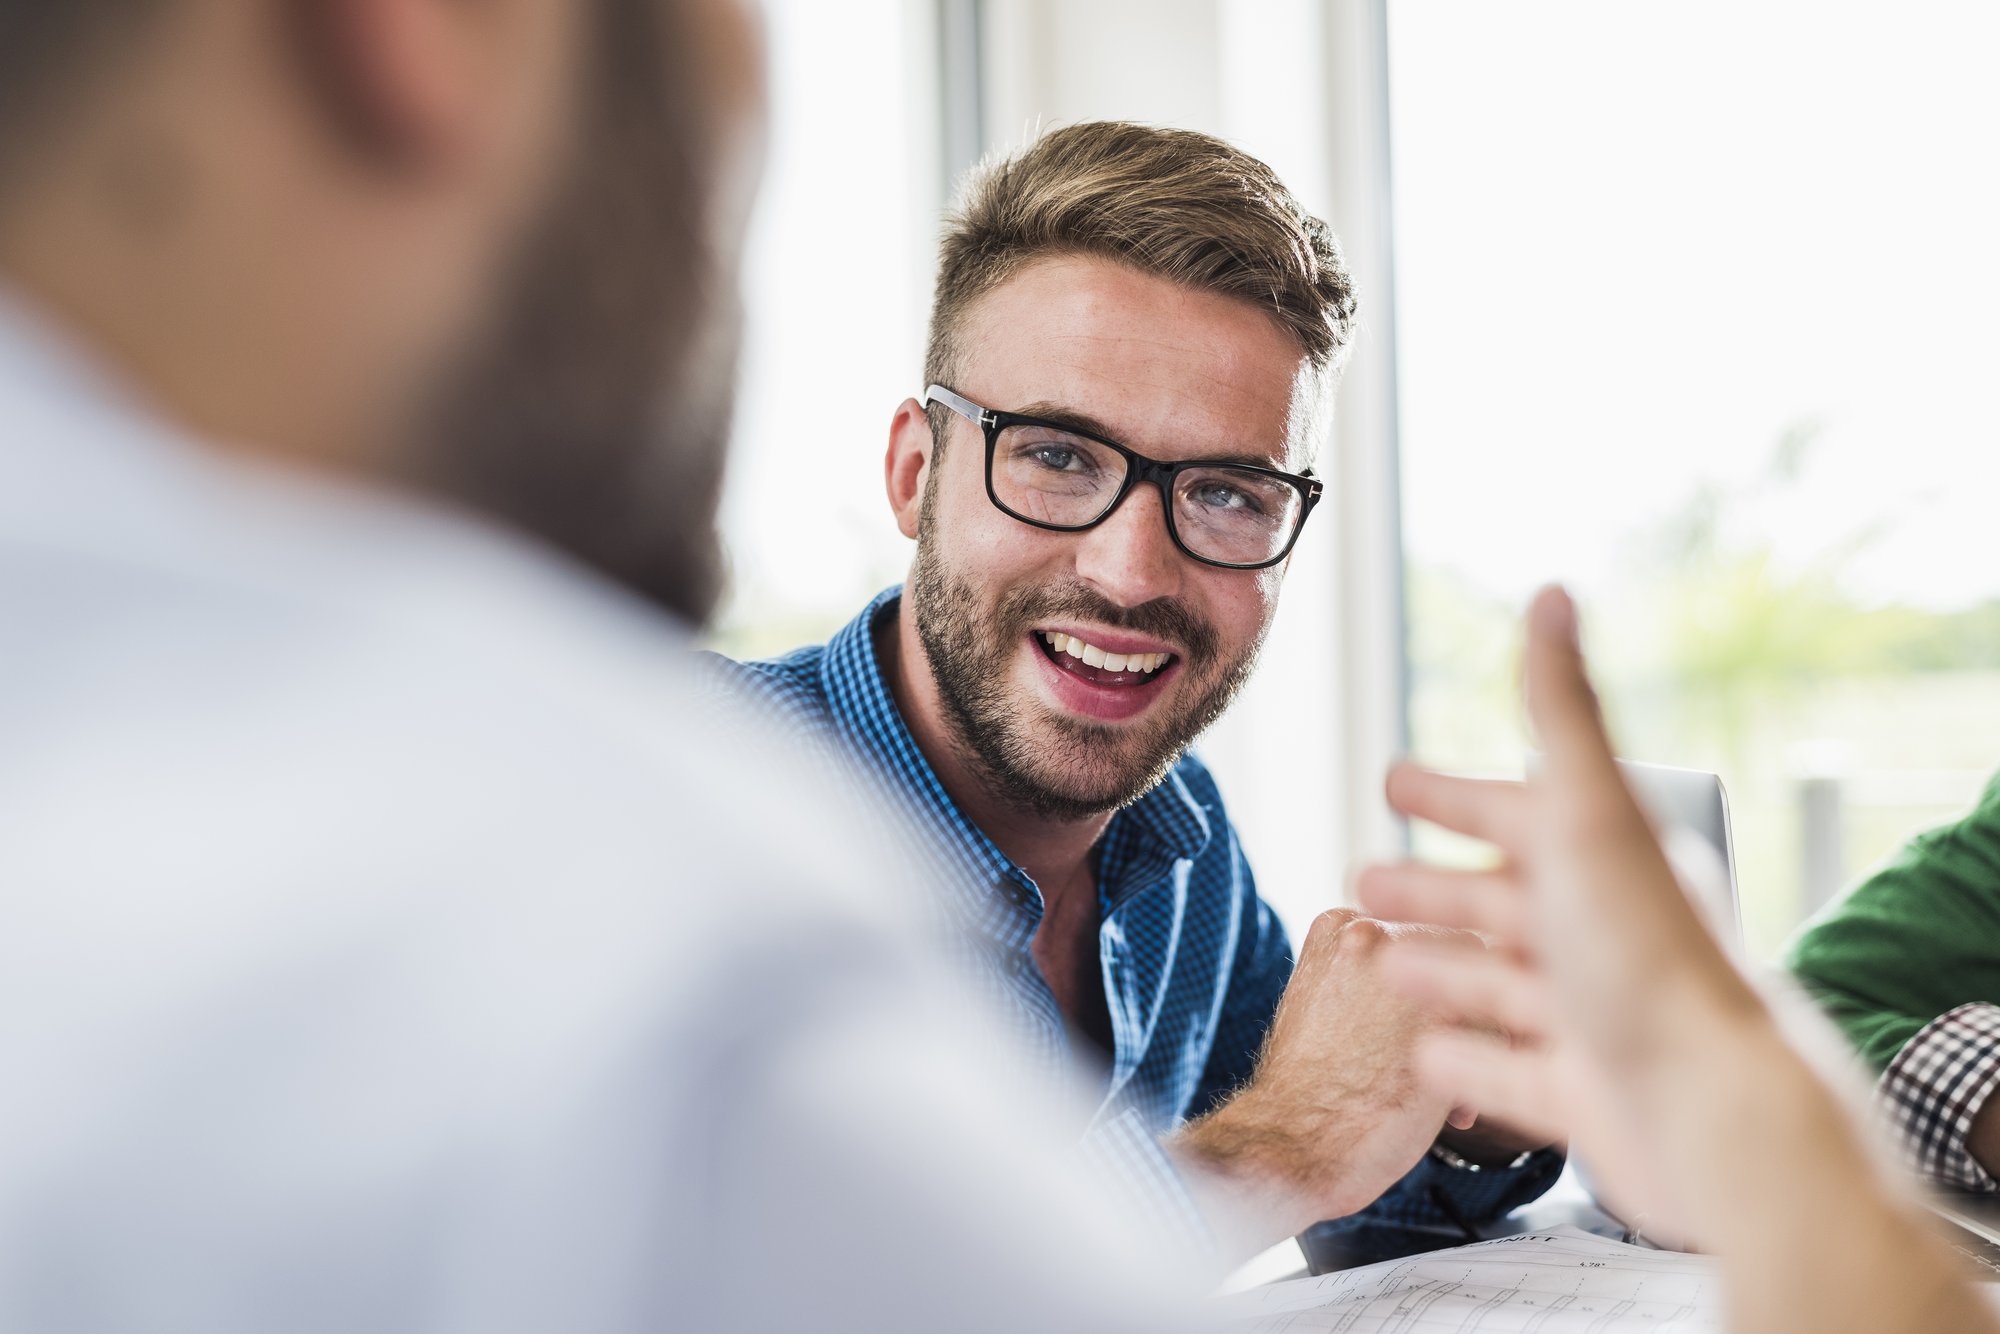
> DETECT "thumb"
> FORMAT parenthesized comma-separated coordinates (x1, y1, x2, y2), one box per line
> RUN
(1523, 586, 1622, 791)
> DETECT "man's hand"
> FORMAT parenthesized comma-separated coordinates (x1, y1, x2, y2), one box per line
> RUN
(1352, 588, 1751, 1240)
(1351, 586, 2000, 1334)
(1169, 908, 1479, 1243)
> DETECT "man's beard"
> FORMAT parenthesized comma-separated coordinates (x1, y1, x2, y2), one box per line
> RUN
(908, 484, 1264, 823)
(412, 0, 739, 627)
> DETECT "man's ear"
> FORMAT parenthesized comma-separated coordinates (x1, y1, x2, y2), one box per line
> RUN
(286, 0, 494, 166)
(884, 397, 936, 540)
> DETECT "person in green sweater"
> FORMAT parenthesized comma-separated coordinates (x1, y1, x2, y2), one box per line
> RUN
(1789, 770, 2000, 1191)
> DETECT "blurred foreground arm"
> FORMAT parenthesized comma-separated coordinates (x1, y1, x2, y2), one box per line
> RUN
(1356, 587, 1992, 1334)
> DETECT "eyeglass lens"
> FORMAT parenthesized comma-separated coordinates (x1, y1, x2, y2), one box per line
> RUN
(991, 420, 1304, 566)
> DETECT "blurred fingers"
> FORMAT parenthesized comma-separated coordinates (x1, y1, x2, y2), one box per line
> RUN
(1522, 586, 1624, 792)
(1384, 763, 1531, 854)
(1414, 1031, 1568, 1147)
(1354, 862, 1529, 945)
(1522, 586, 1727, 957)
(1378, 941, 1554, 1040)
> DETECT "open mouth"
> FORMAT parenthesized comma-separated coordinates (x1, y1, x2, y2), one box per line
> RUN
(1034, 630, 1179, 688)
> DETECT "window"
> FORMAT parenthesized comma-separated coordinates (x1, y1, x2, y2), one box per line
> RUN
(1389, 0, 2000, 956)
(710, 0, 940, 659)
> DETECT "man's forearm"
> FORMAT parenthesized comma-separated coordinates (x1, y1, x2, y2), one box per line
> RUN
(1168, 909, 1507, 1254)
(1660, 1014, 1994, 1334)
(1724, 1084, 1987, 1334)
(1167, 1091, 1333, 1254)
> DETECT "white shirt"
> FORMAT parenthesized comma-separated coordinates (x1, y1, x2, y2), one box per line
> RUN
(0, 294, 1201, 1333)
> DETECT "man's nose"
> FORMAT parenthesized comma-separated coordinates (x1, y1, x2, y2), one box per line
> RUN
(1071, 481, 1186, 608)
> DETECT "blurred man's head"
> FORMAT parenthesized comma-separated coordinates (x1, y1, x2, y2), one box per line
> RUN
(884, 122, 1355, 821)
(0, 0, 761, 624)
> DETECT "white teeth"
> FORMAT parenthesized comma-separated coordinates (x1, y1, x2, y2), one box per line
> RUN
(1040, 631, 1171, 675)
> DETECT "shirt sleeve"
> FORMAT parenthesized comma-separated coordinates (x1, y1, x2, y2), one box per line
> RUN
(1187, 878, 1292, 1119)
(1079, 832, 1273, 1259)
(1879, 1002, 2000, 1192)
(1347, 1144, 1567, 1229)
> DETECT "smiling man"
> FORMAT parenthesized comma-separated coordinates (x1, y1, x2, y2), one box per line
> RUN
(714, 123, 1560, 1251)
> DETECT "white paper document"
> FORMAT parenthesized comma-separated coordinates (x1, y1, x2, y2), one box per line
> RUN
(1214, 1227, 1720, 1332)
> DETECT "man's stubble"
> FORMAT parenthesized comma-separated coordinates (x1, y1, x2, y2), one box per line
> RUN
(415, 0, 741, 628)
(908, 472, 1266, 823)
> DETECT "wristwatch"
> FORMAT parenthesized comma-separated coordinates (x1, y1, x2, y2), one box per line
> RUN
(1428, 1141, 1537, 1173)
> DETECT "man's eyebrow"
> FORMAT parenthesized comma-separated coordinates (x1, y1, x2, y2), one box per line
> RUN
(1010, 401, 1125, 442)
(1010, 400, 1293, 471)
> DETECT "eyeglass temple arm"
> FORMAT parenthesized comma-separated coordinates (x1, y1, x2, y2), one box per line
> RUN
(921, 384, 990, 427)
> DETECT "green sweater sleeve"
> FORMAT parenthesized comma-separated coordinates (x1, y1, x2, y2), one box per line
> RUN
(1787, 769, 2000, 1072)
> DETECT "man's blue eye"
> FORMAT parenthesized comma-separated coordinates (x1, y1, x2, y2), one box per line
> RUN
(1030, 446, 1083, 472)
(1192, 482, 1262, 514)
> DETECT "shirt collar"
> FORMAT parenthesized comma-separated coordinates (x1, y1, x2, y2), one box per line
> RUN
(819, 588, 1019, 898)
(819, 587, 1215, 920)
(1103, 765, 1213, 907)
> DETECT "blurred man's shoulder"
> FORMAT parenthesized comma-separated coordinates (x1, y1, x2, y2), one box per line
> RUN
(0, 470, 914, 943)
(693, 644, 836, 735)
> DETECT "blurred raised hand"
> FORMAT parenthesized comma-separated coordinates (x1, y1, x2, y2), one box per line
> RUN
(1356, 586, 1992, 1334)
(1354, 587, 1751, 1238)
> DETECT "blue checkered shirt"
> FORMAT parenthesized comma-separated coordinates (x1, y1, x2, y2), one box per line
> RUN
(706, 587, 1560, 1249)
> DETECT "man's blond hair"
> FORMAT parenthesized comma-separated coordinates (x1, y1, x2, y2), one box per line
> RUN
(925, 121, 1357, 429)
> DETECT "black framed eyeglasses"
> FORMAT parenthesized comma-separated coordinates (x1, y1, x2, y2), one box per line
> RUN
(922, 384, 1323, 571)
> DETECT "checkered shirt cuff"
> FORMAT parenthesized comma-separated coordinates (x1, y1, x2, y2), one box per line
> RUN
(1077, 1106, 1215, 1257)
(1880, 1002, 2000, 1192)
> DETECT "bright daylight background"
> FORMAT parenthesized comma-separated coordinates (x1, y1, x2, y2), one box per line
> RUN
(1392, 1, 2000, 956)
(711, 0, 2000, 962)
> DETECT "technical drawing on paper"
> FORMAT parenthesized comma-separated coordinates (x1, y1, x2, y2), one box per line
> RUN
(1214, 1227, 1721, 1332)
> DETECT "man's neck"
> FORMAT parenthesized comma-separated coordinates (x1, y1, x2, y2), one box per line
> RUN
(877, 598, 1112, 895)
